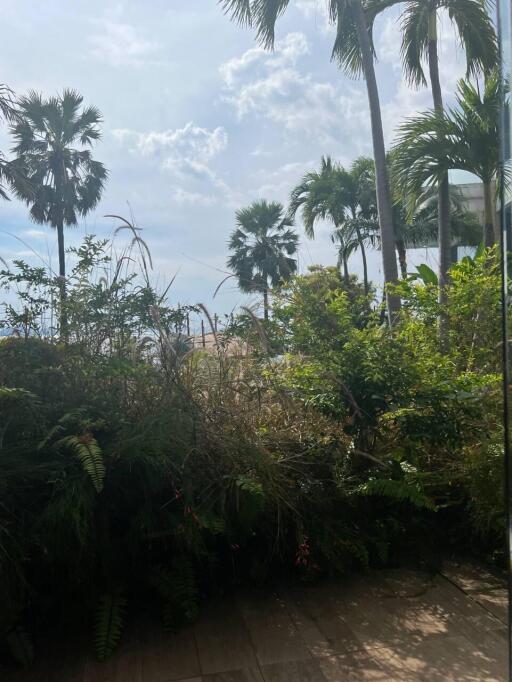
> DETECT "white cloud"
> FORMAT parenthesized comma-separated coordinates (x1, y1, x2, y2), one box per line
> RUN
(220, 32, 309, 88)
(220, 32, 369, 146)
(252, 160, 315, 203)
(89, 21, 160, 67)
(113, 122, 228, 167)
(112, 122, 232, 206)
(376, 15, 402, 72)
(22, 229, 47, 239)
(171, 188, 217, 206)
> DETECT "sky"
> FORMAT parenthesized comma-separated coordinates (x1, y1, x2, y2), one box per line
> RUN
(0, 0, 479, 322)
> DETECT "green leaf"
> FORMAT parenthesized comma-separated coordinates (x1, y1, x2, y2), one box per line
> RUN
(149, 560, 199, 630)
(94, 592, 126, 661)
(6, 626, 34, 669)
(57, 435, 105, 493)
(414, 264, 438, 286)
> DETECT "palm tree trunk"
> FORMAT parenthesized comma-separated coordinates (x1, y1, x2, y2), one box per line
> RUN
(55, 168, 68, 340)
(350, 0, 400, 323)
(57, 220, 66, 281)
(343, 254, 350, 285)
(483, 180, 496, 247)
(428, 10, 451, 347)
(354, 224, 369, 294)
(396, 240, 407, 279)
(263, 289, 269, 320)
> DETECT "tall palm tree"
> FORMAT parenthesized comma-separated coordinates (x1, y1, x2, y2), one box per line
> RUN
(220, 0, 400, 322)
(10, 89, 107, 334)
(228, 200, 298, 320)
(392, 73, 500, 249)
(367, 0, 497, 303)
(288, 156, 372, 294)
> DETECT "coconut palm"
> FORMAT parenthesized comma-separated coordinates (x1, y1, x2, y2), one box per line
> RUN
(219, 0, 400, 322)
(289, 156, 372, 294)
(392, 73, 500, 249)
(10, 89, 107, 334)
(228, 200, 298, 320)
(367, 0, 497, 294)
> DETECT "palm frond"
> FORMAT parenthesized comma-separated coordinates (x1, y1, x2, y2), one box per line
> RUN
(444, 0, 498, 79)
(228, 199, 298, 295)
(219, 0, 253, 27)
(400, 1, 430, 87)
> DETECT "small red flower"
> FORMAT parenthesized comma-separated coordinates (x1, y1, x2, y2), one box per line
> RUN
(294, 537, 311, 568)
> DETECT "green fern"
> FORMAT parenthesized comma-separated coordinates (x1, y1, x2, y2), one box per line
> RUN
(38, 408, 88, 450)
(356, 478, 437, 511)
(94, 592, 126, 661)
(57, 435, 105, 493)
(149, 560, 199, 630)
(6, 625, 34, 668)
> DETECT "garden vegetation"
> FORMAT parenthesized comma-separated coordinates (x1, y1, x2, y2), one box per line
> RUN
(0, 0, 505, 670)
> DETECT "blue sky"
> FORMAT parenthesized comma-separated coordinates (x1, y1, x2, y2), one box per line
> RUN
(0, 0, 474, 320)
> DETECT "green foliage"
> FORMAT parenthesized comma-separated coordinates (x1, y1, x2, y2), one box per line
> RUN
(463, 440, 505, 546)
(0, 232, 506, 668)
(94, 592, 126, 661)
(392, 73, 500, 235)
(10, 89, 107, 233)
(6, 626, 34, 669)
(355, 478, 437, 511)
(227, 200, 298, 319)
(150, 560, 199, 630)
(412, 263, 438, 286)
(56, 435, 105, 494)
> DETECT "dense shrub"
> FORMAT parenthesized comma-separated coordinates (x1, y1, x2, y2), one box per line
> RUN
(0, 239, 506, 667)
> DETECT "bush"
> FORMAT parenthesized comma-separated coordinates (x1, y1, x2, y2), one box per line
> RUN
(0, 242, 506, 667)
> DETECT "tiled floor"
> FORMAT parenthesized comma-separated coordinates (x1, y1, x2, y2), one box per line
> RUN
(3, 565, 509, 681)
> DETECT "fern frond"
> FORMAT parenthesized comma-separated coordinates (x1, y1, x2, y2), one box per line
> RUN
(149, 560, 199, 630)
(6, 625, 34, 668)
(57, 435, 105, 493)
(38, 407, 88, 450)
(94, 592, 126, 661)
(356, 478, 437, 511)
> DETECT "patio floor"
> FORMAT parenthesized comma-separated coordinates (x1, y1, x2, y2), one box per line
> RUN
(4, 563, 509, 681)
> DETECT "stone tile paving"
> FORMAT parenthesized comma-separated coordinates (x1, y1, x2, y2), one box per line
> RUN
(2, 565, 508, 681)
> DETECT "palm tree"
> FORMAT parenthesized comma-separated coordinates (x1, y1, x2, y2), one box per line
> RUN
(0, 84, 29, 201)
(331, 224, 363, 284)
(219, 0, 400, 322)
(349, 160, 479, 277)
(228, 200, 298, 319)
(10, 89, 107, 334)
(367, 0, 497, 299)
(289, 156, 372, 294)
(391, 189, 479, 277)
(392, 73, 500, 249)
